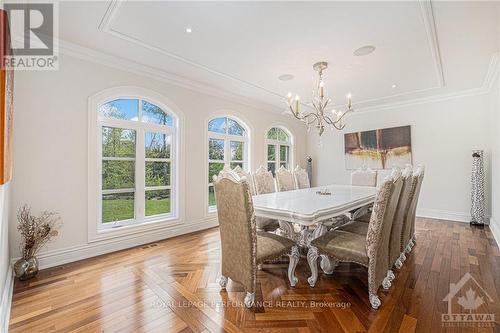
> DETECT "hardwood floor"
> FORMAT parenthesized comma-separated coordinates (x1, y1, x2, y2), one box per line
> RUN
(8, 218, 500, 332)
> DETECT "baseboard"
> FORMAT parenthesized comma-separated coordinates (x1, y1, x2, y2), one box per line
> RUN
(12, 217, 218, 270)
(416, 208, 473, 223)
(489, 217, 500, 248)
(0, 265, 13, 333)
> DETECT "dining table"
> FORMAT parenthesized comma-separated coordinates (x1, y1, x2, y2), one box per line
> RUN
(252, 184, 377, 281)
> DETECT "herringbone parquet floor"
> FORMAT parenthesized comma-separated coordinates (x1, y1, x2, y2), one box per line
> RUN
(8, 218, 500, 332)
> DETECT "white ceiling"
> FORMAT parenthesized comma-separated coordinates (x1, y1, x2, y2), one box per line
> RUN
(58, 1, 500, 111)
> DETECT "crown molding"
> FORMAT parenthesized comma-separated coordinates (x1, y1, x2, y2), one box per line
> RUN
(100, 0, 446, 108)
(55, 38, 283, 115)
(419, 0, 445, 88)
(351, 52, 499, 114)
(99, 0, 282, 100)
(53, 1, 498, 117)
(56, 38, 499, 116)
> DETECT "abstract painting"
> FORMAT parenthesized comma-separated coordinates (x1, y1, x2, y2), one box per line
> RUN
(0, 10, 13, 184)
(344, 125, 412, 170)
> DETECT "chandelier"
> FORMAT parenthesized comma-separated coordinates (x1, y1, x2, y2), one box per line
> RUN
(286, 61, 353, 136)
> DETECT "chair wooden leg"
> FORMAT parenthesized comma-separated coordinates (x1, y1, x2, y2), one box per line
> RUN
(288, 246, 300, 287)
(307, 246, 319, 287)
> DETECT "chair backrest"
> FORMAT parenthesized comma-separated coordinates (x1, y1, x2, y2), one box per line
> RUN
(253, 165, 276, 194)
(351, 168, 378, 187)
(365, 167, 402, 293)
(293, 165, 310, 189)
(275, 166, 296, 192)
(389, 164, 413, 266)
(213, 172, 256, 293)
(233, 165, 256, 195)
(402, 165, 425, 249)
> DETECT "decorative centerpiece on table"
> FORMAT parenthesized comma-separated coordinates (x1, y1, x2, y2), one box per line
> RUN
(14, 205, 61, 281)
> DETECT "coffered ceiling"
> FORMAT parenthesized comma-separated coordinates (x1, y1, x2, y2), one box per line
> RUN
(58, 1, 500, 111)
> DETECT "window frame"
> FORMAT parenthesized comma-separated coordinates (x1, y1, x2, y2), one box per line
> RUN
(206, 115, 250, 213)
(266, 126, 293, 173)
(88, 88, 180, 242)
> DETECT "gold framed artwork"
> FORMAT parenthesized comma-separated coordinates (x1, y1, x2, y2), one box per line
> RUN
(344, 125, 412, 170)
(0, 9, 13, 184)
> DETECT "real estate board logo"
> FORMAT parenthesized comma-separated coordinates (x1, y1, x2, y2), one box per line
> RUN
(442, 272, 495, 327)
(3, 2, 58, 70)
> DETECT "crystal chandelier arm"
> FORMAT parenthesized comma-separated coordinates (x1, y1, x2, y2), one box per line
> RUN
(335, 109, 353, 124)
(288, 103, 320, 124)
(285, 61, 353, 136)
(305, 113, 319, 125)
(323, 115, 346, 130)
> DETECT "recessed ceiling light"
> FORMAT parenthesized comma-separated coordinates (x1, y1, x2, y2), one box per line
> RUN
(353, 45, 376, 56)
(278, 74, 294, 81)
(185, 27, 192, 33)
(391, 84, 397, 88)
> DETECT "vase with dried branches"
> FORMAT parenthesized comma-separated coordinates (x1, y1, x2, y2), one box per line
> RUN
(13, 205, 61, 280)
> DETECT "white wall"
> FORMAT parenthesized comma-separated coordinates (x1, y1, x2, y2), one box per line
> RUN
(9, 54, 307, 266)
(0, 184, 10, 332)
(307, 92, 493, 222)
(490, 76, 500, 243)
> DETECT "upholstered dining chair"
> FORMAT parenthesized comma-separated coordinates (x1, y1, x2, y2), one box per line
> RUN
(400, 165, 425, 260)
(252, 166, 280, 232)
(337, 166, 406, 287)
(275, 166, 296, 192)
(387, 165, 413, 281)
(351, 168, 378, 187)
(232, 165, 256, 195)
(293, 165, 310, 189)
(213, 172, 300, 307)
(349, 168, 378, 222)
(253, 165, 276, 194)
(307, 168, 402, 309)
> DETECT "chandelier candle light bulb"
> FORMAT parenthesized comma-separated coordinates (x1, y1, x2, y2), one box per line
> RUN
(285, 61, 354, 136)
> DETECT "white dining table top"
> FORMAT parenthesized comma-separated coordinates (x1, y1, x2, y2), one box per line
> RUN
(252, 185, 377, 225)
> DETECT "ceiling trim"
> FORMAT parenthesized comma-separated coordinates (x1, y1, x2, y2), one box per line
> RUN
(53, 38, 284, 114)
(419, 0, 445, 88)
(54, 34, 498, 118)
(99, 0, 282, 100)
(99, 0, 446, 106)
(352, 53, 498, 114)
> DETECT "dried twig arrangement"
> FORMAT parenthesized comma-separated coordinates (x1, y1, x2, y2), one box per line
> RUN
(17, 205, 61, 259)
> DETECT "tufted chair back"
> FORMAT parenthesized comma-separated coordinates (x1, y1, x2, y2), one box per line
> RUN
(253, 165, 276, 194)
(365, 167, 402, 294)
(388, 165, 413, 268)
(233, 165, 256, 195)
(213, 172, 257, 294)
(351, 168, 378, 187)
(293, 165, 310, 189)
(275, 166, 296, 192)
(402, 165, 425, 251)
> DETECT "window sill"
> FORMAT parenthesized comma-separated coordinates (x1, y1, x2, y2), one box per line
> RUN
(89, 215, 181, 243)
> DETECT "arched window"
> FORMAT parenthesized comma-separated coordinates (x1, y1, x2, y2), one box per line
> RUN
(207, 116, 249, 209)
(266, 127, 292, 174)
(97, 97, 177, 228)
